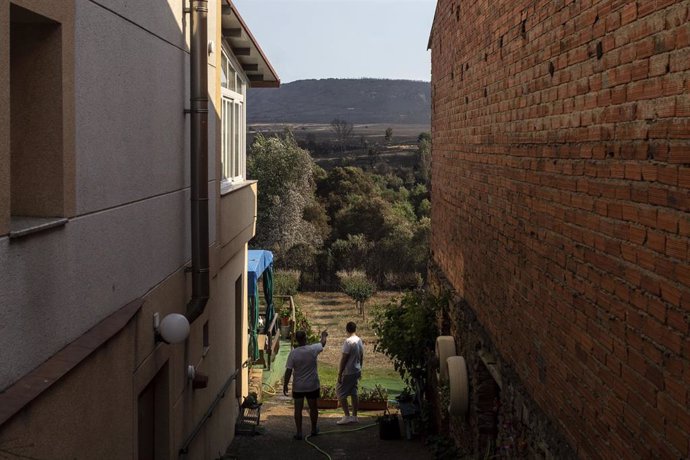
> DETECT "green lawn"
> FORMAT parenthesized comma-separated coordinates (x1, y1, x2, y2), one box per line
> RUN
(262, 292, 407, 403)
(318, 363, 405, 398)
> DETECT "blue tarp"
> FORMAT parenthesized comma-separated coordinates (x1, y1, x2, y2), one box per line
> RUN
(247, 250, 274, 361)
(248, 250, 274, 293)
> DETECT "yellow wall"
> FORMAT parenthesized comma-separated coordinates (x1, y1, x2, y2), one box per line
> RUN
(0, 0, 257, 458)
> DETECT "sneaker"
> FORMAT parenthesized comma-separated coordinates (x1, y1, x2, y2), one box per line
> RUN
(349, 416, 359, 424)
(336, 416, 351, 425)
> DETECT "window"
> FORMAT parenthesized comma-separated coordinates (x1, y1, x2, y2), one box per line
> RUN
(220, 47, 246, 184)
(4, 3, 74, 238)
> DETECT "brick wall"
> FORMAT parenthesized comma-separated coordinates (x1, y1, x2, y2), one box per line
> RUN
(429, 0, 690, 458)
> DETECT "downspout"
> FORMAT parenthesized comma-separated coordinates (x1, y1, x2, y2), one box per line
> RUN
(186, 0, 210, 323)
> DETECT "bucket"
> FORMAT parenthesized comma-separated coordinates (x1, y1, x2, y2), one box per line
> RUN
(379, 412, 401, 440)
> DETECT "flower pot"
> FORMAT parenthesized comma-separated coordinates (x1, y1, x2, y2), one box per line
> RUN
(280, 316, 290, 326)
(280, 325, 291, 339)
(357, 401, 388, 411)
(317, 399, 339, 409)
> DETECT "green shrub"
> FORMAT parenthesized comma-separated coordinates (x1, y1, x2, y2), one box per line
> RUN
(293, 302, 319, 344)
(274, 269, 301, 296)
(337, 270, 376, 318)
(359, 384, 388, 402)
(371, 290, 446, 385)
(321, 385, 337, 399)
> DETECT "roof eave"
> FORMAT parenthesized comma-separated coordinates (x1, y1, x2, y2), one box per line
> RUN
(222, 0, 280, 88)
(427, 0, 440, 50)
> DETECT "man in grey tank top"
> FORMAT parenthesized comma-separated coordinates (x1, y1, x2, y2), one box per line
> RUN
(336, 321, 364, 425)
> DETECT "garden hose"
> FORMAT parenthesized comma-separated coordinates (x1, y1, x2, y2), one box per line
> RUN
(304, 422, 378, 460)
(262, 383, 277, 395)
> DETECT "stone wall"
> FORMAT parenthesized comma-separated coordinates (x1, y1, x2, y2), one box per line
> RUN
(430, 266, 576, 459)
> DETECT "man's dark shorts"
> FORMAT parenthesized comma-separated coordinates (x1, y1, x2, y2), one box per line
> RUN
(292, 388, 320, 400)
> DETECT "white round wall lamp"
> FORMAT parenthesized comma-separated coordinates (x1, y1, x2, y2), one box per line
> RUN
(435, 336, 457, 383)
(447, 356, 469, 416)
(154, 312, 190, 344)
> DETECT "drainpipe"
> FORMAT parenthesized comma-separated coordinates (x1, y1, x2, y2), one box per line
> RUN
(186, 0, 209, 323)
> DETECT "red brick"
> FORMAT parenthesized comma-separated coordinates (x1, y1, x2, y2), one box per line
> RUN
(665, 423, 689, 457)
(677, 263, 690, 285)
(634, 79, 666, 101)
(660, 280, 682, 305)
(649, 54, 670, 76)
(667, 309, 689, 335)
(679, 167, 690, 188)
(642, 317, 683, 353)
(635, 37, 655, 59)
(657, 166, 678, 186)
(621, 2, 638, 25)
(657, 210, 679, 232)
(665, 236, 687, 259)
(668, 144, 690, 164)
(429, 1, 690, 457)
(647, 231, 666, 252)
(677, 94, 690, 116)
(646, 296, 667, 323)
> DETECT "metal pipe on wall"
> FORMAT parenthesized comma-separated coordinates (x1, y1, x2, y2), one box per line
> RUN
(186, 0, 210, 323)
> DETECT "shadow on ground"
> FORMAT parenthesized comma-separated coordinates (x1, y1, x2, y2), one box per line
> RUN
(225, 396, 432, 460)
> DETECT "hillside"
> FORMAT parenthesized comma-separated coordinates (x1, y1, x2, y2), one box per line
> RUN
(247, 78, 430, 124)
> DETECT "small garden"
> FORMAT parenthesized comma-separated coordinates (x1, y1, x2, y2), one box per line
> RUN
(271, 272, 449, 424)
(286, 289, 407, 399)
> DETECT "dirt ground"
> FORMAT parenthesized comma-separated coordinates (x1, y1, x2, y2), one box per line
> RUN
(224, 395, 432, 460)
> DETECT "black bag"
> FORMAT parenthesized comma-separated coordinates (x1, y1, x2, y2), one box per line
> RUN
(378, 411, 401, 440)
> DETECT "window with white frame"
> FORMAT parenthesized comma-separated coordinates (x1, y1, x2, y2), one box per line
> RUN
(221, 47, 247, 183)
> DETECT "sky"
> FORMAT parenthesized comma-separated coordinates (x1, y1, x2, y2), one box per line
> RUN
(233, 0, 437, 83)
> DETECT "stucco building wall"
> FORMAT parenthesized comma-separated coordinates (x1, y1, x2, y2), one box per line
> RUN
(0, 0, 260, 457)
(0, 247, 249, 459)
(430, 0, 690, 457)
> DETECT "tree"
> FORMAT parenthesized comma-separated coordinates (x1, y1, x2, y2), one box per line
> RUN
(337, 270, 376, 319)
(317, 166, 379, 217)
(384, 127, 393, 142)
(416, 135, 432, 185)
(333, 196, 392, 242)
(417, 132, 431, 143)
(247, 132, 323, 266)
(330, 118, 354, 153)
(330, 234, 372, 272)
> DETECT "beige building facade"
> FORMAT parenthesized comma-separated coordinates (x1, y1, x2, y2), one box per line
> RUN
(0, 1, 278, 458)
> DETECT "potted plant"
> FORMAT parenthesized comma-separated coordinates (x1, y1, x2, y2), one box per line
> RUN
(279, 303, 292, 326)
(318, 385, 339, 409)
(357, 384, 388, 411)
(278, 303, 292, 338)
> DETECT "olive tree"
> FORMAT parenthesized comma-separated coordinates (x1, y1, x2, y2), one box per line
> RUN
(337, 270, 376, 320)
(248, 132, 323, 267)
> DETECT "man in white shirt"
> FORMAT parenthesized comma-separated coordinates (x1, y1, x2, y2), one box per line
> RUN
(283, 329, 328, 440)
(336, 321, 364, 425)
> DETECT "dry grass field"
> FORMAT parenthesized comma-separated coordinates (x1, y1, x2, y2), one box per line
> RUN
(248, 123, 428, 172)
(249, 122, 429, 143)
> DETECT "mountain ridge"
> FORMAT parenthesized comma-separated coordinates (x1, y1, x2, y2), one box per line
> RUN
(247, 78, 431, 125)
